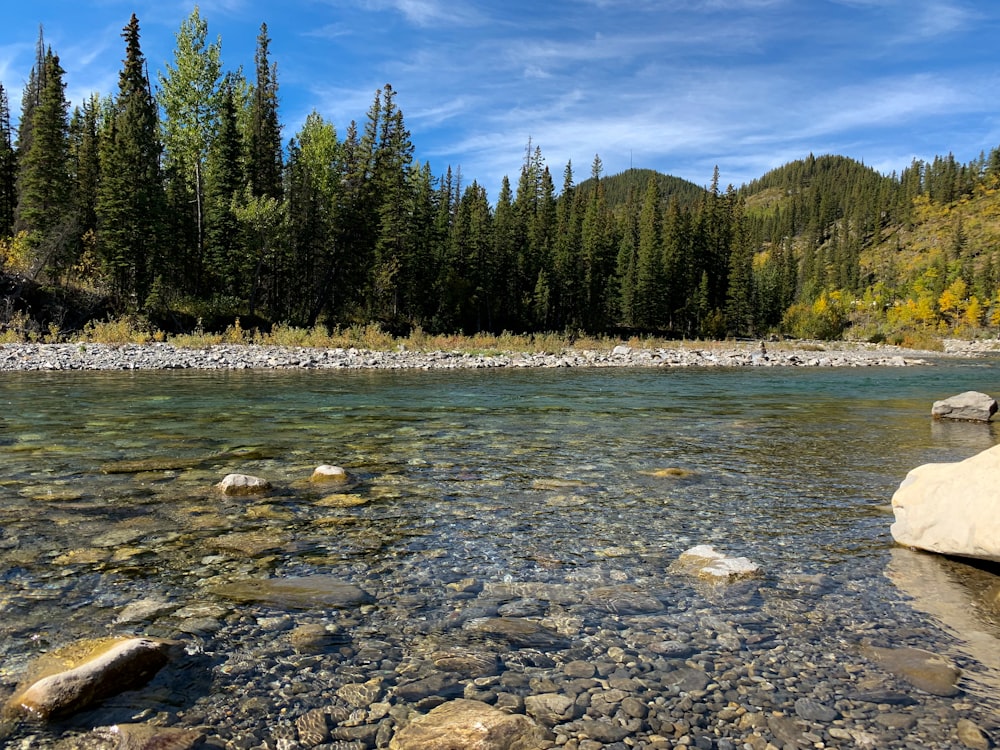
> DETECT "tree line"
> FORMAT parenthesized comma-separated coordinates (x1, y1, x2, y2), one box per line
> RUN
(3, 9, 1000, 341)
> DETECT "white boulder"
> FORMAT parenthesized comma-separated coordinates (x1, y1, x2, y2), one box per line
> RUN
(891, 445, 1000, 562)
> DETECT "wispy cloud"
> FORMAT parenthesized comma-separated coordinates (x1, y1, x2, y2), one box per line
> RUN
(359, 0, 486, 27)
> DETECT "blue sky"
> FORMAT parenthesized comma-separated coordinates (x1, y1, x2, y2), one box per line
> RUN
(1, 1, 997, 198)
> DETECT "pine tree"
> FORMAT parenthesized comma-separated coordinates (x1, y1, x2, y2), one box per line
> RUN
(0, 84, 17, 237)
(491, 176, 520, 330)
(96, 14, 166, 311)
(286, 111, 341, 326)
(203, 73, 246, 302)
(14, 48, 73, 279)
(247, 23, 282, 200)
(68, 94, 101, 265)
(634, 176, 663, 329)
(580, 154, 616, 330)
(369, 84, 415, 322)
(724, 195, 755, 336)
(16, 27, 47, 164)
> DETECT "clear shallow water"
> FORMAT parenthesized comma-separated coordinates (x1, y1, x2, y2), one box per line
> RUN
(1, 362, 999, 746)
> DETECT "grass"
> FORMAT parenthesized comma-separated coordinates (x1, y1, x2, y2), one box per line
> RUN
(0, 315, 961, 354)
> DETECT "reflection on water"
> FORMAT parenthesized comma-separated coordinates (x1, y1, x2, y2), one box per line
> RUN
(1, 363, 1000, 746)
(886, 548, 1000, 700)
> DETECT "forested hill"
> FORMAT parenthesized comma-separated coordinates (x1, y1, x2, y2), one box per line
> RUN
(3, 12, 1000, 344)
(576, 168, 707, 213)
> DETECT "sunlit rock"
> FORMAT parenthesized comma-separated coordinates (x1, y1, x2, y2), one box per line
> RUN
(388, 698, 554, 750)
(891, 445, 1000, 562)
(86, 723, 205, 750)
(931, 390, 997, 422)
(311, 464, 349, 482)
(3, 637, 173, 721)
(215, 473, 271, 495)
(673, 544, 761, 581)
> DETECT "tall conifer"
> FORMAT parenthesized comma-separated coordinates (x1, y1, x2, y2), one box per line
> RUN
(96, 14, 165, 311)
(0, 85, 17, 237)
(14, 49, 72, 278)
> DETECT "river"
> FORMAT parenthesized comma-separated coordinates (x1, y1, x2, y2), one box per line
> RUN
(1, 363, 998, 748)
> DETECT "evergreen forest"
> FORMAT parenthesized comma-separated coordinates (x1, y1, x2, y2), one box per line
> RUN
(3, 11, 1000, 345)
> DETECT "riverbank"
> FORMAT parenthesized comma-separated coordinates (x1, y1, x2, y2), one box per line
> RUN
(1, 339, 987, 371)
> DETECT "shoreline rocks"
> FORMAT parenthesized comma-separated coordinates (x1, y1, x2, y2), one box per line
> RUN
(0, 341, 939, 371)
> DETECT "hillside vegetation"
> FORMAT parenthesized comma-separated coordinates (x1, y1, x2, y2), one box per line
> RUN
(3, 11, 1000, 346)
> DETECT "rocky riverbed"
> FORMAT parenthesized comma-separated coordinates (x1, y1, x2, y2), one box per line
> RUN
(0, 340, 953, 371)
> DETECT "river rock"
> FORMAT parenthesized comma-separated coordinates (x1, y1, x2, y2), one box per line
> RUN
(931, 391, 997, 422)
(3, 637, 173, 720)
(891, 445, 1000, 562)
(87, 723, 205, 750)
(462, 617, 571, 649)
(213, 575, 375, 609)
(215, 473, 272, 495)
(311, 464, 349, 482)
(863, 645, 962, 697)
(525, 692, 577, 726)
(673, 544, 762, 581)
(388, 698, 554, 749)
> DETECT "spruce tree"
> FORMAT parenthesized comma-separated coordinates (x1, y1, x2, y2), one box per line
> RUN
(14, 48, 72, 279)
(68, 95, 101, 265)
(96, 14, 165, 311)
(285, 111, 341, 326)
(634, 176, 663, 329)
(203, 74, 246, 302)
(0, 84, 16, 238)
(248, 23, 282, 200)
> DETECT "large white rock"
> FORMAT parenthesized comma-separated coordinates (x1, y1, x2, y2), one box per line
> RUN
(891, 445, 1000, 562)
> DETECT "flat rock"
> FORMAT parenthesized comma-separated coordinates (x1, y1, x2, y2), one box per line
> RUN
(389, 698, 553, 749)
(461, 617, 571, 649)
(673, 544, 762, 581)
(863, 645, 962, 697)
(891, 444, 1000, 562)
(213, 575, 375, 610)
(3, 637, 173, 721)
(931, 391, 997, 422)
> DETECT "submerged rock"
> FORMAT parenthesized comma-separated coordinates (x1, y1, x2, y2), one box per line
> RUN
(213, 575, 375, 610)
(85, 723, 206, 750)
(673, 544, 762, 581)
(931, 391, 997, 422)
(863, 645, 962, 697)
(891, 444, 1000, 562)
(3, 637, 173, 721)
(388, 698, 554, 749)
